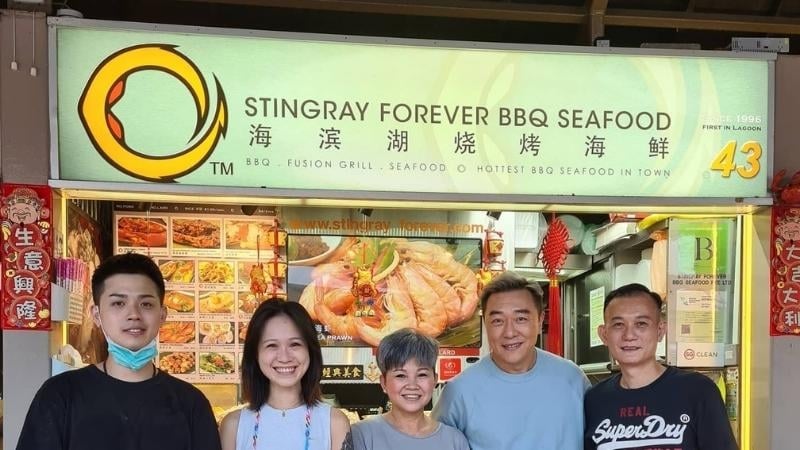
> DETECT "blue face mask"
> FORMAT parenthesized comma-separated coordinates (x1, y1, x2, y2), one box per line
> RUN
(105, 335, 158, 371)
(96, 313, 159, 371)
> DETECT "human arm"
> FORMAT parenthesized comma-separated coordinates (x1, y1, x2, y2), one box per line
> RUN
(191, 394, 223, 450)
(583, 391, 598, 450)
(330, 407, 353, 450)
(581, 372, 592, 392)
(219, 409, 241, 450)
(431, 382, 465, 432)
(695, 379, 739, 450)
(16, 381, 66, 450)
(451, 426, 471, 450)
(349, 421, 368, 450)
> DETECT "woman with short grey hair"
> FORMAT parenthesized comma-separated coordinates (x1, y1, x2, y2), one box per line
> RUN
(351, 328, 469, 450)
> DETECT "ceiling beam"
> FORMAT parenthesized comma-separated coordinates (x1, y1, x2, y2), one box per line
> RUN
(774, 0, 786, 16)
(177, 0, 800, 35)
(587, 0, 609, 43)
(606, 8, 800, 34)
(178, 0, 587, 24)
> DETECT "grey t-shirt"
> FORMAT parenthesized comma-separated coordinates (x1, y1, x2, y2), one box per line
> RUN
(352, 415, 469, 450)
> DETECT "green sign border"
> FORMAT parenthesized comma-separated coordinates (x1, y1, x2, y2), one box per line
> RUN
(50, 19, 774, 202)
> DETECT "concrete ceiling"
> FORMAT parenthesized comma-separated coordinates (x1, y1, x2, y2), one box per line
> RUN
(9, 0, 800, 51)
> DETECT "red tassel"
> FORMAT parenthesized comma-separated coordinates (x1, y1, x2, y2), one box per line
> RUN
(547, 281, 562, 355)
(538, 214, 570, 356)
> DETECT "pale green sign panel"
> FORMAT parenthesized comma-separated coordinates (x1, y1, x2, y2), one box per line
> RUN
(668, 218, 737, 347)
(589, 286, 605, 348)
(54, 25, 771, 198)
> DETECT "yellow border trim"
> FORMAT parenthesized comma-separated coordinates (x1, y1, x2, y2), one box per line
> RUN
(740, 214, 753, 449)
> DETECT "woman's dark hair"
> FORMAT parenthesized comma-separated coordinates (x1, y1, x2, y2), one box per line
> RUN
(241, 299, 322, 410)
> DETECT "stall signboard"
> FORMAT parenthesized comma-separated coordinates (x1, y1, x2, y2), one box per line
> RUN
(321, 364, 364, 381)
(1, 184, 53, 330)
(53, 24, 771, 199)
(667, 218, 737, 367)
(113, 202, 285, 383)
(770, 206, 800, 336)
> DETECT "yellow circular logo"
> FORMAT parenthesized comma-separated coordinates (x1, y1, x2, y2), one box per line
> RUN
(78, 44, 227, 182)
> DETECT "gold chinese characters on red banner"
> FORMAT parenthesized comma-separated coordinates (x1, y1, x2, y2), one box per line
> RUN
(771, 206, 800, 335)
(1, 184, 52, 330)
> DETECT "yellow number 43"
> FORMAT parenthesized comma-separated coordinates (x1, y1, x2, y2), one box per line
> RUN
(709, 140, 762, 179)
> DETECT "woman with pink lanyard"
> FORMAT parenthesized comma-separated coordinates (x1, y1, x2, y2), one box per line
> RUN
(220, 299, 352, 450)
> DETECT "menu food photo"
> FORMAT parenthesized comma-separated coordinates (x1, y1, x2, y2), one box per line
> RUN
(289, 235, 482, 349)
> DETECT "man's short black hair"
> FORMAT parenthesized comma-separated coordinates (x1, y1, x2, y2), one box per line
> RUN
(91, 253, 166, 305)
(479, 271, 544, 314)
(603, 283, 663, 313)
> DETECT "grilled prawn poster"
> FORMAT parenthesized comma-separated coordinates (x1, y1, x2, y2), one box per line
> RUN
(288, 235, 482, 347)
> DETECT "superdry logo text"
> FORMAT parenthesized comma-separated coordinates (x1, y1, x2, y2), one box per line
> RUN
(592, 415, 689, 450)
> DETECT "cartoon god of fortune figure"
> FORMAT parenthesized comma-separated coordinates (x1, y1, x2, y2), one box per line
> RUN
(351, 264, 378, 317)
(3, 187, 47, 225)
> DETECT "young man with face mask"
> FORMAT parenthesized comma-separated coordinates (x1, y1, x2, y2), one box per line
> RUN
(17, 253, 222, 450)
(584, 283, 738, 450)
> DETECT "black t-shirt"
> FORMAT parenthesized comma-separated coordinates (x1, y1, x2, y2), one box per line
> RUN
(584, 366, 738, 450)
(17, 365, 222, 450)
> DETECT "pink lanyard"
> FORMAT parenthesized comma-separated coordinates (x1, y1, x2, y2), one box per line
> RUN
(252, 405, 312, 450)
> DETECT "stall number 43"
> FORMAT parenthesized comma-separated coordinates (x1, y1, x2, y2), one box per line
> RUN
(709, 140, 762, 179)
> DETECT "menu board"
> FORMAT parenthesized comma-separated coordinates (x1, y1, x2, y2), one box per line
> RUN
(113, 203, 286, 383)
(288, 235, 482, 348)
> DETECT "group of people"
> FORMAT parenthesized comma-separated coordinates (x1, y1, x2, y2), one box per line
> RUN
(16, 252, 738, 450)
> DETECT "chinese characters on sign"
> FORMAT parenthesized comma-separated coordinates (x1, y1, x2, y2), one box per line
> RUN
(387, 130, 408, 152)
(320, 128, 342, 150)
(249, 124, 272, 148)
(770, 206, 800, 335)
(519, 134, 541, 156)
(321, 364, 364, 381)
(242, 126, 671, 161)
(1, 185, 53, 330)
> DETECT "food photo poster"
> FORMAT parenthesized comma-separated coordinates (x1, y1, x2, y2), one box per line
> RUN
(288, 235, 482, 349)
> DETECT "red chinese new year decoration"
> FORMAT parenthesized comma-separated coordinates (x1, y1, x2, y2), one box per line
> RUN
(769, 171, 800, 336)
(770, 206, 800, 335)
(249, 217, 288, 302)
(352, 264, 378, 317)
(538, 214, 570, 355)
(771, 170, 800, 205)
(1, 184, 53, 330)
(250, 218, 287, 301)
(477, 225, 506, 294)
